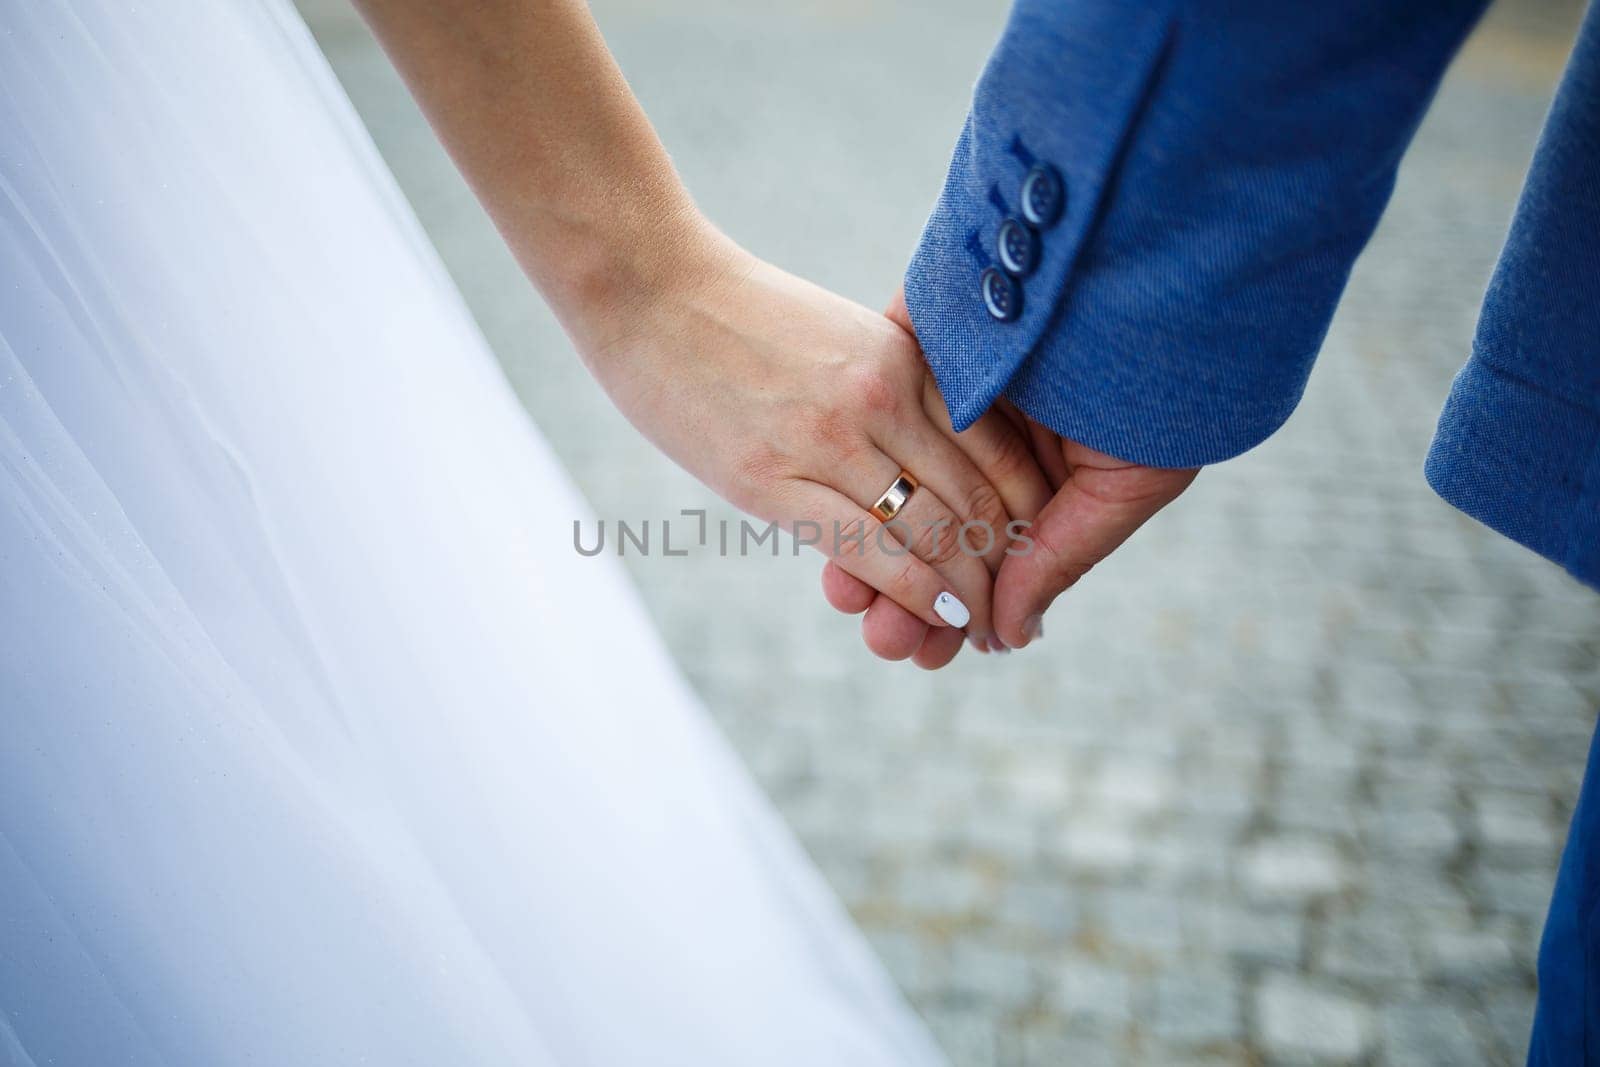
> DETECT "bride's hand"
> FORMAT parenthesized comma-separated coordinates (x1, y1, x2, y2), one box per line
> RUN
(820, 289, 1196, 664)
(571, 215, 1050, 652)
(348, 0, 1051, 654)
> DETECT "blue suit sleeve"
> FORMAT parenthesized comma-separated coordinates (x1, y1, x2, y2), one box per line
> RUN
(906, 0, 1488, 467)
(1425, 5, 1600, 591)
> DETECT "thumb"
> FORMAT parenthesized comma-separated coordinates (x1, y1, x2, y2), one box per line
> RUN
(993, 465, 1196, 649)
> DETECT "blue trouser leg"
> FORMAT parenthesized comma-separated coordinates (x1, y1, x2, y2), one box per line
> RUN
(1529, 717, 1600, 1064)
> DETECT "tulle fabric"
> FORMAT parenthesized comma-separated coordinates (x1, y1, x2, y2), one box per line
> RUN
(0, 2, 940, 1063)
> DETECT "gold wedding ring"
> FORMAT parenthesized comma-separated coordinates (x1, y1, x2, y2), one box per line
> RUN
(871, 471, 919, 523)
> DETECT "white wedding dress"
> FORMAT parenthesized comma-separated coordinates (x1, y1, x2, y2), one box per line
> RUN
(0, 2, 941, 1064)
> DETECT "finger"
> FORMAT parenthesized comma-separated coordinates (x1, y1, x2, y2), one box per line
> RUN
(885, 286, 1051, 542)
(860, 588, 977, 660)
(826, 563, 990, 661)
(922, 377, 1053, 537)
(790, 481, 969, 629)
(861, 595, 929, 661)
(821, 559, 875, 614)
(993, 398, 1031, 438)
(875, 474, 997, 645)
(861, 595, 971, 668)
(876, 389, 1027, 577)
(993, 466, 1197, 649)
(1024, 414, 1070, 492)
(911, 624, 965, 670)
(826, 449, 994, 643)
(992, 398, 1066, 493)
(862, 583, 994, 658)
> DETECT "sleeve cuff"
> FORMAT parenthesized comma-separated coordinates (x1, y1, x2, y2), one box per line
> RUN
(903, 1, 1175, 436)
(906, 1, 1486, 469)
(1426, 355, 1600, 591)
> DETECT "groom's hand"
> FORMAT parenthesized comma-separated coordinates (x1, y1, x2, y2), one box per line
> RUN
(883, 286, 1197, 650)
(826, 419, 1195, 657)
(815, 289, 1052, 668)
(821, 289, 1196, 662)
(989, 429, 1196, 649)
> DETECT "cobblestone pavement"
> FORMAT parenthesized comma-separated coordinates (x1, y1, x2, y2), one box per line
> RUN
(300, 1, 1600, 1062)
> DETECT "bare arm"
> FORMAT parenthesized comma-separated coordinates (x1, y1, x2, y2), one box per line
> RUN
(351, 0, 698, 352)
(350, 0, 1053, 658)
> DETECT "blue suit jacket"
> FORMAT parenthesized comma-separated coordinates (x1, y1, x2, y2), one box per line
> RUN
(907, 0, 1600, 592)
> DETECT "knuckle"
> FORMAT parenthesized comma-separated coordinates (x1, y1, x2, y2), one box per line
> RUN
(798, 403, 869, 463)
(766, 480, 814, 523)
(796, 402, 839, 443)
(888, 556, 924, 599)
(730, 445, 795, 508)
(986, 429, 1037, 485)
(1032, 523, 1097, 586)
(846, 362, 904, 418)
(832, 515, 871, 557)
(913, 519, 965, 569)
(732, 443, 788, 486)
(961, 482, 1007, 531)
(835, 433, 871, 465)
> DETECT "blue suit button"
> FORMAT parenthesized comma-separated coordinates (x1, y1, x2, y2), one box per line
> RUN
(980, 267, 1022, 322)
(996, 217, 1039, 277)
(1020, 164, 1065, 228)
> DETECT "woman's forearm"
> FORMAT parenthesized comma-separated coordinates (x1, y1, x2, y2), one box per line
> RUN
(350, 0, 710, 352)
(349, 0, 1053, 649)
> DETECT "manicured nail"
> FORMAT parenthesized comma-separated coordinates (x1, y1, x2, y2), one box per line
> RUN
(933, 592, 970, 628)
(986, 636, 1008, 654)
(1023, 614, 1044, 642)
(967, 633, 989, 654)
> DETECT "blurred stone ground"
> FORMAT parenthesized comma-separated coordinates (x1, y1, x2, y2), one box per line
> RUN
(297, 1, 1600, 1062)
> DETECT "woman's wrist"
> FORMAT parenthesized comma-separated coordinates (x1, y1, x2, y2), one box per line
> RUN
(539, 198, 750, 376)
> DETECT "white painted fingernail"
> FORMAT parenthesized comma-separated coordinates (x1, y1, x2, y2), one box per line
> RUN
(933, 592, 970, 628)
